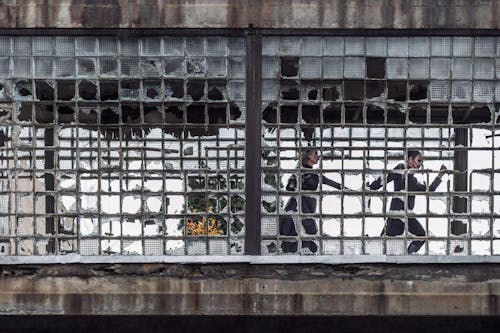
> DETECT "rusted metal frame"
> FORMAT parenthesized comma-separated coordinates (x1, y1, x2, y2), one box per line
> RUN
(244, 28, 261, 255)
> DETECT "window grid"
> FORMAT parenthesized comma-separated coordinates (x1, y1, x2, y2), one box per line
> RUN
(261, 36, 499, 256)
(0, 36, 246, 256)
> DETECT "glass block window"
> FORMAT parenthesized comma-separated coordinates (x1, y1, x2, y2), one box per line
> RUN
(0, 36, 246, 255)
(261, 36, 499, 256)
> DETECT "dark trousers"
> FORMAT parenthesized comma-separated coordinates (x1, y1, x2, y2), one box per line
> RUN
(383, 217, 425, 254)
(279, 217, 318, 253)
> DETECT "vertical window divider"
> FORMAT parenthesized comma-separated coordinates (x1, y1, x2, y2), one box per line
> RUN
(244, 28, 262, 255)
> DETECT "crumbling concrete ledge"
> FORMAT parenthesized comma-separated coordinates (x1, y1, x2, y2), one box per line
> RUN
(0, 263, 499, 315)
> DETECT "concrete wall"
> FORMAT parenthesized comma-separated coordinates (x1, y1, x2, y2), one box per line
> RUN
(0, 0, 498, 29)
(0, 263, 499, 316)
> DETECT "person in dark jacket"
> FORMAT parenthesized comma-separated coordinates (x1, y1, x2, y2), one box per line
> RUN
(280, 148, 343, 254)
(367, 150, 447, 254)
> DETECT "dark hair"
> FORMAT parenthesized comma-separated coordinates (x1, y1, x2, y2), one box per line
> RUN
(407, 150, 422, 159)
(300, 148, 317, 166)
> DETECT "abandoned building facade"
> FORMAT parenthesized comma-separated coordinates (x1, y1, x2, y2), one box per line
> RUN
(0, 1, 500, 328)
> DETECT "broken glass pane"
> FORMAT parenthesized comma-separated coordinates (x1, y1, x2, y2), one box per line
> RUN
(77, 58, 96, 77)
(141, 58, 162, 77)
(164, 58, 184, 77)
(186, 57, 206, 76)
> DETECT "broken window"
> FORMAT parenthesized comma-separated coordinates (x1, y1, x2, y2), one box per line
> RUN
(261, 36, 500, 256)
(0, 36, 246, 256)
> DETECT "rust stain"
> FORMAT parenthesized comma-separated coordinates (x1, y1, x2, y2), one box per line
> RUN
(70, 0, 121, 28)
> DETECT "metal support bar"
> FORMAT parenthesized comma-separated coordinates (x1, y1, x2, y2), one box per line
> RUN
(244, 29, 262, 255)
(453, 128, 468, 214)
(44, 127, 55, 253)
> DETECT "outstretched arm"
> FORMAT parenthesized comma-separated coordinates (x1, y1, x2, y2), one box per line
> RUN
(322, 174, 342, 190)
(429, 164, 447, 191)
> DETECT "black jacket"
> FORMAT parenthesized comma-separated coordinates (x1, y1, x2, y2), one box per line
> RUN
(368, 163, 442, 211)
(284, 165, 342, 213)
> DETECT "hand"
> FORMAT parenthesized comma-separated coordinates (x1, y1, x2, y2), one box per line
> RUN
(438, 164, 447, 178)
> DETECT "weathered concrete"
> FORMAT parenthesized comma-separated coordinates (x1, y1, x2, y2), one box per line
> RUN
(0, 263, 499, 315)
(0, 0, 499, 29)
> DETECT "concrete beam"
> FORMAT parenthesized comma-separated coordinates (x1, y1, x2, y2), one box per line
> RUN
(0, 0, 499, 29)
(0, 263, 499, 315)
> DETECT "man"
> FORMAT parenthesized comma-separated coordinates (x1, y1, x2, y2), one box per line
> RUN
(367, 150, 447, 254)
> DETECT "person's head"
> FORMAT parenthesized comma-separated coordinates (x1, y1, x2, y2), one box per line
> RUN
(407, 150, 423, 169)
(301, 148, 319, 167)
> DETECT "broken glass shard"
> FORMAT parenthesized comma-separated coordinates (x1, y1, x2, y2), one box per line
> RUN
(186, 58, 205, 76)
